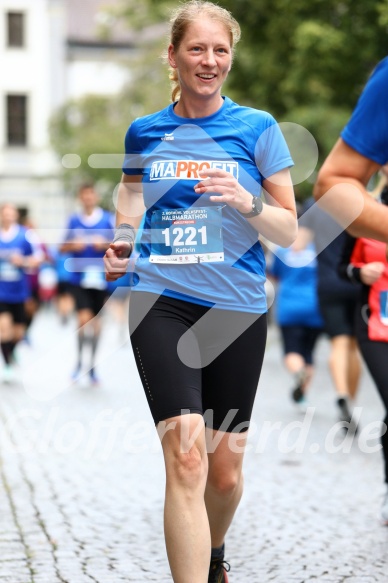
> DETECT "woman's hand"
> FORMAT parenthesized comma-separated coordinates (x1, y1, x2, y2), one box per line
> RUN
(360, 261, 385, 285)
(194, 167, 297, 248)
(194, 169, 253, 214)
(104, 241, 132, 282)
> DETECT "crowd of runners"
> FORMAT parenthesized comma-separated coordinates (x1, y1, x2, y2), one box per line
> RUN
(0, 183, 130, 387)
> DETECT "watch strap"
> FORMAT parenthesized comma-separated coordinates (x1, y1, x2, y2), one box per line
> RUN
(239, 196, 263, 218)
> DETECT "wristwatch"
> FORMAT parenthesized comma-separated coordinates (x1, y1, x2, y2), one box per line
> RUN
(239, 196, 263, 218)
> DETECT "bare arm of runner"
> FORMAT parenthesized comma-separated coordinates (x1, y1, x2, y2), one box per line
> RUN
(104, 174, 145, 282)
(194, 167, 297, 247)
(314, 138, 388, 241)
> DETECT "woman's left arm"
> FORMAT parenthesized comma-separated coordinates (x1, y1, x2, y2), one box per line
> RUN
(252, 168, 297, 247)
(194, 167, 297, 247)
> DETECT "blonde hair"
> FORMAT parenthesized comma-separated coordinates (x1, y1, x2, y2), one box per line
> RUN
(165, 0, 241, 102)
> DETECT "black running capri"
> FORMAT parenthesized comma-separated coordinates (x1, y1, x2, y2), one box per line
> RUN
(129, 292, 267, 433)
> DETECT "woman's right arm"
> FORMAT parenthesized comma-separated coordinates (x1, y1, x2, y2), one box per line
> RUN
(115, 173, 145, 229)
(104, 174, 145, 281)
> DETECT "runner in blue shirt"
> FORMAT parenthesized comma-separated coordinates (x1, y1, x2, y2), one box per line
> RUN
(267, 229, 323, 411)
(315, 56, 388, 242)
(104, 2, 297, 582)
(61, 183, 113, 386)
(298, 198, 362, 432)
(0, 204, 43, 383)
(315, 56, 388, 527)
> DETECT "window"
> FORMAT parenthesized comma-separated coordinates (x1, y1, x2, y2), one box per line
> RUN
(7, 12, 25, 47)
(7, 95, 27, 146)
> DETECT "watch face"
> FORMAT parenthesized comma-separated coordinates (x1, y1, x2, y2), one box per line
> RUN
(252, 197, 263, 215)
(239, 196, 262, 217)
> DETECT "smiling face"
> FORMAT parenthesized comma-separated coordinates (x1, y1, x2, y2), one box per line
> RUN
(168, 17, 232, 115)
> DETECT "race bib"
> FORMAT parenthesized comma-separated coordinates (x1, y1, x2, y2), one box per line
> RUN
(150, 207, 224, 264)
(0, 260, 21, 282)
(80, 265, 107, 290)
(380, 290, 388, 325)
(366, 286, 388, 341)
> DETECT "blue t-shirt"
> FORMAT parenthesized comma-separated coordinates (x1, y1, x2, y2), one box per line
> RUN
(268, 243, 323, 328)
(123, 96, 293, 313)
(341, 56, 388, 165)
(64, 208, 113, 289)
(0, 225, 33, 303)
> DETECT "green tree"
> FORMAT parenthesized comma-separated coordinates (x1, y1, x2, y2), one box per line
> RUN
(50, 0, 388, 200)
(219, 0, 387, 196)
(50, 94, 133, 206)
(49, 1, 172, 203)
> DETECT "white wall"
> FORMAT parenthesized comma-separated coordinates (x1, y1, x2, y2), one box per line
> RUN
(67, 50, 132, 99)
(0, 0, 63, 152)
(0, 0, 66, 227)
(0, 0, 135, 228)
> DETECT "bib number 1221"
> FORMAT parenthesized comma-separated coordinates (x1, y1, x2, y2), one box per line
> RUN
(161, 225, 207, 247)
(150, 206, 224, 264)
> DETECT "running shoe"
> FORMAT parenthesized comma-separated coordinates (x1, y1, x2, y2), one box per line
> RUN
(381, 488, 388, 525)
(208, 558, 230, 583)
(71, 366, 82, 383)
(291, 386, 308, 413)
(89, 368, 100, 387)
(291, 385, 304, 403)
(337, 397, 358, 434)
(1, 364, 17, 384)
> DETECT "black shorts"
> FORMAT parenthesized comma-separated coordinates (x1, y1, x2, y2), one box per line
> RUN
(70, 285, 109, 315)
(280, 325, 322, 365)
(318, 295, 357, 338)
(57, 281, 74, 296)
(129, 292, 267, 432)
(0, 301, 27, 324)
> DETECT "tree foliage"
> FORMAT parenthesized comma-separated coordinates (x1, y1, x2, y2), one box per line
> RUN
(50, 0, 388, 200)
(222, 0, 387, 195)
(221, 0, 386, 108)
(49, 3, 172, 203)
(50, 95, 127, 205)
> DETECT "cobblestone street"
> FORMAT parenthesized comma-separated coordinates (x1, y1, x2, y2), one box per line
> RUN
(0, 299, 387, 582)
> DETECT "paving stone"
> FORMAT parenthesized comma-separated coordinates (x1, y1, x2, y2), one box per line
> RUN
(1, 311, 388, 581)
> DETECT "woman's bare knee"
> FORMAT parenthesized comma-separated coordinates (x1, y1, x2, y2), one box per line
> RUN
(159, 414, 208, 490)
(207, 467, 241, 497)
